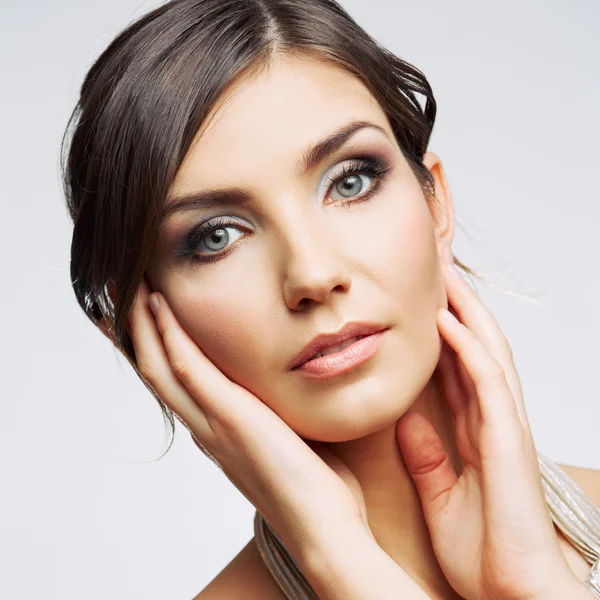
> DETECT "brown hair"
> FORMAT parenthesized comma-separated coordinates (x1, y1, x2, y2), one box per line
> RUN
(61, 0, 488, 456)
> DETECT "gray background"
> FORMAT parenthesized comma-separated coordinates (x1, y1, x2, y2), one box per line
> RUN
(1, 0, 598, 597)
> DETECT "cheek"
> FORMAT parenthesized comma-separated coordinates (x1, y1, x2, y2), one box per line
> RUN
(357, 181, 441, 309)
(392, 208, 440, 311)
(385, 194, 442, 348)
(165, 280, 266, 383)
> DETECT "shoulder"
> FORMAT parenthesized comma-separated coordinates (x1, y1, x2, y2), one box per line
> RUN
(192, 536, 288, 600)
(556, 462, 600, 510)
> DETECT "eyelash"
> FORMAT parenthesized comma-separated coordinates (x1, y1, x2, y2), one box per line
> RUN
(179, 154, 393, 264)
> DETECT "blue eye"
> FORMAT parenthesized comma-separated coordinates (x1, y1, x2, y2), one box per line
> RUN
(195, 223, 245, 254)
(178, 153, 393, 264)
(325, 155, 392, 206)
(175, 216, 247, 264)
(330, 172, 373, 201)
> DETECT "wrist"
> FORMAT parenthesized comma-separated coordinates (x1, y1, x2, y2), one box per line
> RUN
(296, 521, 375, 576)
(298, 524, 431, 600)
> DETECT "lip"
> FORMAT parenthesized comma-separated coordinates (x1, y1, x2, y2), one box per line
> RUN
(289, 321, 388, 371)
(292, 330, 388, 378)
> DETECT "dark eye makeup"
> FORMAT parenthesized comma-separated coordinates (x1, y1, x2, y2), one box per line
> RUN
(174, 152, 393, 265)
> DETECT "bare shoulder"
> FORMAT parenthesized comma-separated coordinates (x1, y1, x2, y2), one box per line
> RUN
(192, 536, 288, 600)
(556, 462, 600, 509)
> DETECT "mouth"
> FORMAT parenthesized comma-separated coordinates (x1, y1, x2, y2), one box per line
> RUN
(290, 322, 389, 378)
(303, 335, 369, 361)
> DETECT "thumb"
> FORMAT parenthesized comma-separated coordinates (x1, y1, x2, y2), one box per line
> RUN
(396, 410, 457, 525)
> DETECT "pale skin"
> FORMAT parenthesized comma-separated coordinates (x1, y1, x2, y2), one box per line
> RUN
(119, 53, 600, 599)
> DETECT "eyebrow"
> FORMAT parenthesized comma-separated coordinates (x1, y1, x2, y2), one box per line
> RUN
(161, 119, 390, 221)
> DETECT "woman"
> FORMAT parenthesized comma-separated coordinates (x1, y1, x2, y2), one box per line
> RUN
(60, 0, 600, 598)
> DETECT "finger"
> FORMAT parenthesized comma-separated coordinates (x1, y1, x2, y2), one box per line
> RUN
(451, 349, 484, 455)
(444, 303, 498, 441)
(442, 265, 532, 436)
(445, 305, 478, 404)
(435, 340, 468, 418)
(443, 267, 509, 357)
(396, 410, 457, 525)
(148, 290, 260, 427)
(436, 308, 520, 438)
(445, 336, 481, 432)
(129, 277, 211, 437)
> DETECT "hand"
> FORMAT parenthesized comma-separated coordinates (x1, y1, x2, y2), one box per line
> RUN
(395, 254, 583, 600)
(127, 275, 439, 600)
(128, 276, 373, 554)
(128, 276, 439, 599)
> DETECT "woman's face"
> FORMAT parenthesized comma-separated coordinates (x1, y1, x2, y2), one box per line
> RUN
(146, 54, 454, 442)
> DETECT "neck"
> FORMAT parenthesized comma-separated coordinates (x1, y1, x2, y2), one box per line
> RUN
(323, 371, 465, 599)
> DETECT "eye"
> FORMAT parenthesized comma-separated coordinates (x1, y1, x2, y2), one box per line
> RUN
(176, 216, 247, 264)
(176, 154, 393, 265)
(329, 172, 373, 202)
(198, 225, 244, 253)
(325, 155, 393, 206)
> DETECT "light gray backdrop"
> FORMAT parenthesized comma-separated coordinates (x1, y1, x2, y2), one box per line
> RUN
(1, 0, 598, 598)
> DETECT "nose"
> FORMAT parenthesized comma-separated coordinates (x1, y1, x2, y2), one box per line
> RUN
(281, 221, 352, 311)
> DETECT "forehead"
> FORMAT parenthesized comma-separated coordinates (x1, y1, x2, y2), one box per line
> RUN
(169, 54, 390, 198)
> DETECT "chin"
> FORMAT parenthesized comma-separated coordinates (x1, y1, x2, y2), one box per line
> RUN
(283, 366, 433, 443)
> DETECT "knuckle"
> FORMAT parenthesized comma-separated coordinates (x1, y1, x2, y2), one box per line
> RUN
(171, 359, 192, 383)
(156, 321, 168, 338)
(136, 359, 154, 383)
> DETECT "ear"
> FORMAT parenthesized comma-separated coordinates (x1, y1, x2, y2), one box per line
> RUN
(422, 151, 455, 259)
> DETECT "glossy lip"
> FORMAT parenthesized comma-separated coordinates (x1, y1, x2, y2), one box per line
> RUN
(293, 329, 388, 378)
(289, 321, 388, 371)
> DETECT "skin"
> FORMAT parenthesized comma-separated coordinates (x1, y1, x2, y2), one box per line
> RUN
(143, 54, 596, 599)
(146, 53, 459, 595)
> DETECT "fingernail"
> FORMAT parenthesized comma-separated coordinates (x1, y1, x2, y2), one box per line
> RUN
(148, 293, 160, 315)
